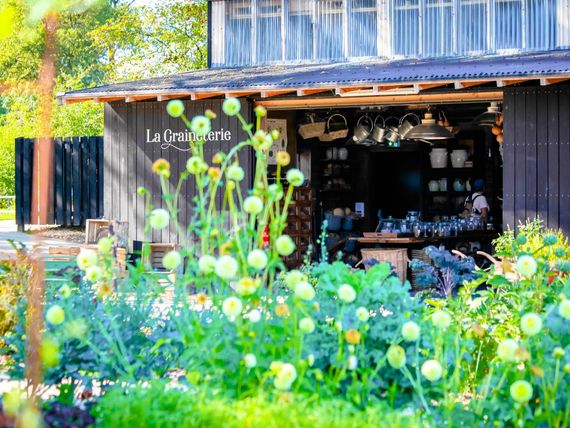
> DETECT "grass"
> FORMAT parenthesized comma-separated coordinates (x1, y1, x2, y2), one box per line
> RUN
(0, 211, 15, 221)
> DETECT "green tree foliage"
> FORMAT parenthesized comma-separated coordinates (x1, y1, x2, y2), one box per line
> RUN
(0, 0, 207, 196)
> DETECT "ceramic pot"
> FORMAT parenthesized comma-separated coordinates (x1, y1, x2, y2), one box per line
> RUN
(326, 148, 333, 160)
(453, 179, 465, 192)
(429, 148, 448, 168)
(450, 149, 468, 168)
(428, 180, 440, 192)
(338, 147, 348, 160)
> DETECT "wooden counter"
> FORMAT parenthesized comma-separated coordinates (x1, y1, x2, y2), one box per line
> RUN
(349, 230, 499, 246)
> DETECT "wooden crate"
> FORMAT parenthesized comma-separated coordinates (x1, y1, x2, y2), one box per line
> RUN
(48, 246, 81, 256)
(85, 219, 111, 244)
(47, 245, 127, 271)
(142, 243, 177, 271)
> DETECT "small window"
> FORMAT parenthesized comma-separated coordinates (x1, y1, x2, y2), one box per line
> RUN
(349, 0, 377, 57)
(225, 0, 253, 66)
(315, 0, 345, 61)
(392, 0, 420, 57)
(422, 0, 453, 57)
(256, 0, 283, 63)
(457, 0, 488, 54)
(286, 0, 314, 62)
(493, 0, 523, 51)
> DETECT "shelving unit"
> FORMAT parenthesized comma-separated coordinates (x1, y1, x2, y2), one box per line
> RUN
(423, 130, 486, 219)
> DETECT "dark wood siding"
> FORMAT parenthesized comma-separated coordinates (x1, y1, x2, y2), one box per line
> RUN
(503, 86, 570, 234)
(103, 99, 253, 245)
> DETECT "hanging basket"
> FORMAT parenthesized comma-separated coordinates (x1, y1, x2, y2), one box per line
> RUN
(298, 114, 326, 139)
(319, 114, 349, 142)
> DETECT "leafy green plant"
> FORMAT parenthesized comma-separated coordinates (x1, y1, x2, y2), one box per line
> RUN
(93, 380, 422, 428)
(0, 245, 29, 345)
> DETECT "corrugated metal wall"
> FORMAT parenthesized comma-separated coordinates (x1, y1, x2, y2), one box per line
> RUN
(210, 0, 570, 67)
(503, 86, 570, 234)
(104, 99, 253, 245)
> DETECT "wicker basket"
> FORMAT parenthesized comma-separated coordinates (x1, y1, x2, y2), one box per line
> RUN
(319, 114, 349, 142)
(360, 248, 408, 283)
(299, 115, 326, 139)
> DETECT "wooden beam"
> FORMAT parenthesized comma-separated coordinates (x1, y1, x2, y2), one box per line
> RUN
(296, 88, 333, 96)
(125, 95, 157, 103)
(157, 93, 192, 102)
(93, 96, 126, 103)
(255, 90, 504, 109)
(454, 80, 491, 89)
(225, 91, 258, 98)
(191, 92, 223, 100)
(540, 77, 570, 86)
(496, 79, 529, 88)
(334, 86, 370, 95)
(260, 89, 297, 98)
(417, 82, 449, 91)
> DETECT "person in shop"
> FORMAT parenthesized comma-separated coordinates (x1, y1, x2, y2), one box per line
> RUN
(462, 178, 489, 221)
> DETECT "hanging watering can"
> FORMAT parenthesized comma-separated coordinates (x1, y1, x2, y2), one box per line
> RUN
(352, 115, 373, 143)
(398, 113, 421, 139)
(383, 116, 400, 147)
(370, 115, 386, 144)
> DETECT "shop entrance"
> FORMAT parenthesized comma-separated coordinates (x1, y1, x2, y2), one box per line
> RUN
(266, 101, 504, 267)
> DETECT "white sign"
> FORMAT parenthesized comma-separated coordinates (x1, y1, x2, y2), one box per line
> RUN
(145, 128, 233, 152)
(265, 118, 288, 165)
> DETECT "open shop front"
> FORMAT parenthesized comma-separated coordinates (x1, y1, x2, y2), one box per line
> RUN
(262, 96, 506, 278)
(58, 55, 570, 274)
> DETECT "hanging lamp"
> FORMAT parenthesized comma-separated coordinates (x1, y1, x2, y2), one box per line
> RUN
(472, 102, 502, 127)
(406, 112, 454, 140)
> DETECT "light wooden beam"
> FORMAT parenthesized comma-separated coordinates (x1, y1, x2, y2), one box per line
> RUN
(125, 95, 157, 103)
(454, 80, 491, 89)
(93, 96, 126, 103)
(334, 86, 370, 95)
(225, 91, 258, 98)
(496, 79, 529, 88)
(260, 89, 297, 98)
(540, 77, 570, 86)
(255, 90, 504, 109)
(417, 82, 450, 91)
(296, 88, 333, 96)
(157, 93, 192, 102)
(191, 92, 223, 100)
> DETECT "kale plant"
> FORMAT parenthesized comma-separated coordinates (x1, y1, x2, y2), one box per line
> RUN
(410, 245, 477, 297)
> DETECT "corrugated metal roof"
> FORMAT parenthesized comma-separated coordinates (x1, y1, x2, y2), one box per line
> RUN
(58, 51, 570, 102)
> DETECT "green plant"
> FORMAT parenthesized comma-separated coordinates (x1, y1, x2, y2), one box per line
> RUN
(92, 380, 423, 428)
(0, 245, 29, 345)
(493, 218, 570, 262)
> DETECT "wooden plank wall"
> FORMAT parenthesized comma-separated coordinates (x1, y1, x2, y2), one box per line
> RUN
(103, 99, 253, 245)
(15, 136, 103, 227)
(503, 86, 570, 234)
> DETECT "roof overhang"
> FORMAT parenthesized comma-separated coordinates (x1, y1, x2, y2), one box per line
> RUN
(57, 51, 570, 106)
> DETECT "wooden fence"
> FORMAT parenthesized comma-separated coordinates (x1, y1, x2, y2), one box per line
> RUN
(15, 136, 104, 227)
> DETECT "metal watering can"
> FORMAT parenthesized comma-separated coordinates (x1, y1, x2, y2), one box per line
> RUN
(398, 113, 421, 139)
(383, 116, 400, 147)
(352, 115, 373, 143)
(370, 115, 386, 143)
